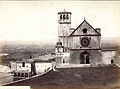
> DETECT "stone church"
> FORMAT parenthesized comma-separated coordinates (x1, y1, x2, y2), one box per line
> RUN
(55, 10, 116, 67)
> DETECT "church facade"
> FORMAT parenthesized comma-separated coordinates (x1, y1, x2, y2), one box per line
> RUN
(55, 10, 115, 67)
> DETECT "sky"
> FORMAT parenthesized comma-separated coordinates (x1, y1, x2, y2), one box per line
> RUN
(0, 1, 120, 44)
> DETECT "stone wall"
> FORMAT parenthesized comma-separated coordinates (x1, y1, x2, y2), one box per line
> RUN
(55, 52, 70, 67)
(102, 50, 116, 65)
(70, 49, 102, 66)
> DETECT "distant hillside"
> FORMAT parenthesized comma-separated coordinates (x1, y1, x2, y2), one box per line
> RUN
(1, 37, 119, 64)
(1, 42, 55, 64)
(0, 37, 119, 50)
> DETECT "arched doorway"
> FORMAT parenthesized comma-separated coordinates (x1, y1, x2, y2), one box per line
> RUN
(80, 51, 90, 64)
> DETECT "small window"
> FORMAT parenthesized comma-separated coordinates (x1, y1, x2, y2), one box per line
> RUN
(60, 15, 62, 20)
(25, 73, 28, 77)
(63, 59, 65, 63)
(22, 62, 25, 67)
(66, 15, 69, 19)
(63, 15, 65, 20)
(14, 73, 16, 76)
(21, 73, 24, 77)
(82, 28, 87, 33)
(30, 55, 32, 59)
(111, 59, 114, 64)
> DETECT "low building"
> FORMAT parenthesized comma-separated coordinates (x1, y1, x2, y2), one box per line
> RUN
(10, 60, 36, 77)
(35, 60, 52, 74)
(102, 49, 116, 65)
(10, 59, 53, 77)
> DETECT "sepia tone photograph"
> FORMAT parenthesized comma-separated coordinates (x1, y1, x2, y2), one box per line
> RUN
(0, 1, 120, 89)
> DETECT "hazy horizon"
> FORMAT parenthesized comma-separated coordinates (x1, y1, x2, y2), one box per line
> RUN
(0, 36, 119, 45)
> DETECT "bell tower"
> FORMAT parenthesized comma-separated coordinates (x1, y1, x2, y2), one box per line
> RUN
(58, 10, 72, 49)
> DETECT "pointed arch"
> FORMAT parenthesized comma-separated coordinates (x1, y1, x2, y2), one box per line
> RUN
(80, 51, 90, 64)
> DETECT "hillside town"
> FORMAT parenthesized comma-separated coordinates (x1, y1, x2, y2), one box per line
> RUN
(0, 10, 120, 89)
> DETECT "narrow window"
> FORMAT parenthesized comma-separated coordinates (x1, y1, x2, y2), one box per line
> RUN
(111, 59, 114, 64)
(63, 15, 65, 20)
(66, 15, 69, 19)
(60, 15, 62, 20)
(22, 62, 25, 67)
(63, 59, 65, 63)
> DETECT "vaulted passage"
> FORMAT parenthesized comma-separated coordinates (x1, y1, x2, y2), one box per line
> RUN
(80, 51, 90, 64)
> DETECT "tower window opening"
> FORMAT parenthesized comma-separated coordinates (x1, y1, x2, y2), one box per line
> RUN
(63, 15, 65, 20)
(66, 15, 69, 19)
(82, 28, 87, 33)
(60, 15, 62, 20)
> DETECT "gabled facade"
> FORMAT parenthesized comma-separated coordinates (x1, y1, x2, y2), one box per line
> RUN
(68, 19, 101, 66)
(55, 10, 102, 67)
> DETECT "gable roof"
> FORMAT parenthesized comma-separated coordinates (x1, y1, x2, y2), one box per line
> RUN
(69, 19, 101, 36)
